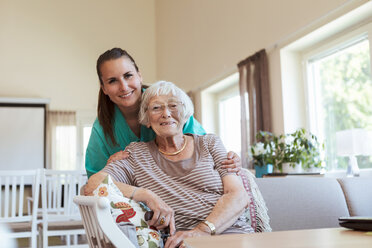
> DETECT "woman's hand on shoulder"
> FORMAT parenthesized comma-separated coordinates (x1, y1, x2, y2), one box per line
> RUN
(106, 150, 130, 165)
(221, 151, 241, 175)
(140, 189, 175, 233)
(84, 171, 108, 196)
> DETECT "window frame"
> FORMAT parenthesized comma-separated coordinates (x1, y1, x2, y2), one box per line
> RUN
(301, 22, 372, 173)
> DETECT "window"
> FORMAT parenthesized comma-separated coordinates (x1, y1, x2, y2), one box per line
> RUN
(55, 125, 77, 170)
(76, 111, 95, 170)
(82, 126, 92, 166)
(48, 110, 94, 170)
(271, 2, 372, 175)
(304, 27, 372, 171)
(201, 73, 242, 153)
(218, 90, 241, 153)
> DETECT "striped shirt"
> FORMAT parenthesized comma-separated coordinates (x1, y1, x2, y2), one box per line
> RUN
(104, 134, 253, 234)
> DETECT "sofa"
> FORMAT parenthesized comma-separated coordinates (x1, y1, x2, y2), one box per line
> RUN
(254, 176, 372, 231)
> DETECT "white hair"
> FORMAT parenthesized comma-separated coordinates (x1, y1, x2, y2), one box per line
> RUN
(139, 81, 194, 126)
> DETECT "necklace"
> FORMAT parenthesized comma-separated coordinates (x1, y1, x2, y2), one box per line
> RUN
(158, 136, 187, 156)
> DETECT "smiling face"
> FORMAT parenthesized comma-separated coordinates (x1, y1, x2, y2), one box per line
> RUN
(147, 95, 184, 138)
(99, 57, 142, 110)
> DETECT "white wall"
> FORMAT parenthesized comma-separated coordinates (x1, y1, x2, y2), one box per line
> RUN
(0, 0, 368, 133)
(0, 0, 156, 111)
(279, 1, 372, 134)
(155, 0, 367, 134)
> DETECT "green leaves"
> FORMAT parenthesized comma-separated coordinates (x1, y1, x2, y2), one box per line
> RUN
(249, 128, 323, 171)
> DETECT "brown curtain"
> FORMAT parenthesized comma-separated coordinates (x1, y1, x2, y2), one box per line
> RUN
(238, 49, 272, 168)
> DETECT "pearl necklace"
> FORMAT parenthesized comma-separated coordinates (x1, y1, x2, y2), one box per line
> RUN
(158, 136, 187, 156)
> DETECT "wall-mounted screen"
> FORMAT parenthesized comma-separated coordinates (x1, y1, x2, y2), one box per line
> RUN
(0, 103, 46, 171)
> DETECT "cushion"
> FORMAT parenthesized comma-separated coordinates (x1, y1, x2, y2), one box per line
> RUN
(93, 175, 163, 248)
(241, 169, 271, 232)
(38, 220, 84, 231)
(255, 177, 349, 231)
(7, 222, 32, 232)
(337, 177, 372, 216)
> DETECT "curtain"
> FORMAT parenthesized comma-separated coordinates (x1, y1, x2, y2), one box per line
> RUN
(238, 49, 272, 168)
(46, 111, 76, 170)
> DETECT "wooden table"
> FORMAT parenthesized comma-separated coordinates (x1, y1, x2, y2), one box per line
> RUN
(185, 228, 372, 248)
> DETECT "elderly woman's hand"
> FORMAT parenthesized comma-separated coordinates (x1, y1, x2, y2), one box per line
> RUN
(221, 151, 242, 175)
(142, 189, 176, 233)
(164, 227, 207, 248)
(84, 171, 108, 196)
(106, 150, 130, 165)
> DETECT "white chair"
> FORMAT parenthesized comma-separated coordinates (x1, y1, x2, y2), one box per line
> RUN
(73, 196, 136, 248)
(39, 169, 88, 248)
(0, 169, 41, 248)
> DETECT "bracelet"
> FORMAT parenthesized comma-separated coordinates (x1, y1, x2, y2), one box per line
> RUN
(202, 220, 216, 235)
(130, 187, 140, 201)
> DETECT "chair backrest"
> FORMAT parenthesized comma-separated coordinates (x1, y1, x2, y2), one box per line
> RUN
(41, 169, 87, 222)
(0, 170, 40, 223)
(73, 195, 136, 248)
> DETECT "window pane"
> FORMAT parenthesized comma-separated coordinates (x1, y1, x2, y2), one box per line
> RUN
(309, 38, 372, 170)
(82, 126, 92, 166)
(219, 95, 241, 153)
(55, 126, 76, 170)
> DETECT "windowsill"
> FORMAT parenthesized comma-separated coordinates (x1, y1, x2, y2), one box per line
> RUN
(324, 168, 372, 178)
(250, 168, 372, 178)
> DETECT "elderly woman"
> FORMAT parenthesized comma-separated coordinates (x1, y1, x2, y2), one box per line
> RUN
(86, 81, 252, 248)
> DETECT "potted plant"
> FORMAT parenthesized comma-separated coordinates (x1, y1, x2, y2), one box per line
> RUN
(249, 131, 275, 177)
(272, 132, 302, 173)
(291, 128, 323, 172)
(249, 129, 324, 176)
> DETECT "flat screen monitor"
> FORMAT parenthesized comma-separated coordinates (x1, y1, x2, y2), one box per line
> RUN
(0, 103, 46, 171)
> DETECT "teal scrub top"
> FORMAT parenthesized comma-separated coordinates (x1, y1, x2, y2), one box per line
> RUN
(85, 105, 206, 177)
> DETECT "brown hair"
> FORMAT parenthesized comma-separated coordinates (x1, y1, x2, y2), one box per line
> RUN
(96, 48, 140, 146)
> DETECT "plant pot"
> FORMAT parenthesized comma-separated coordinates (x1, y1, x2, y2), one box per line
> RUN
(255, 164, 273, 178)
(282, 162, 302, 173)
(303, 166, 322, 173)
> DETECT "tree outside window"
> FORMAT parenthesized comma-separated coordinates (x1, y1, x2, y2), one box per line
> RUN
(308, 37, 372, 170)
